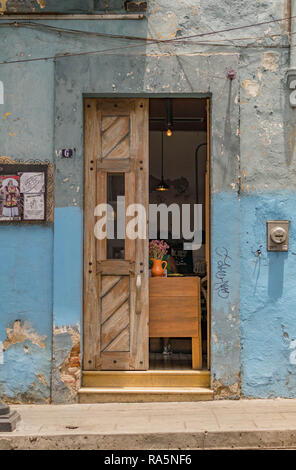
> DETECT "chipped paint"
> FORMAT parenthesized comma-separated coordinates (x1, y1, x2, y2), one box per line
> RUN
(52, 325, 81, 403)
(0, 391, 50, 405)
(37, 374, 48, 386)
(261, 52, 279, 72)
(242, 79, 260, 98)
(56, 326, 80, 390)
(212, 377, 241, 399)
(3, 320, 46, 351)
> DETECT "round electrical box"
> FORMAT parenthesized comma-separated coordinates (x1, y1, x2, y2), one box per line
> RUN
(270, 226, 287, 244)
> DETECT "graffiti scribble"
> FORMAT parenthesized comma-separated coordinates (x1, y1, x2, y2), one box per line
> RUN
(215, 247, 231, 299)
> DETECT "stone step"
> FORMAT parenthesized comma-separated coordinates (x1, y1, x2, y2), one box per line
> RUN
(82, 370, 210, 388)
(78, 387, 213, 403)
(0, 405, 21, 432)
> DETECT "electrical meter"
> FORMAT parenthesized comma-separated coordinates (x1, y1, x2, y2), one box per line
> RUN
(266, 220, 289, 252)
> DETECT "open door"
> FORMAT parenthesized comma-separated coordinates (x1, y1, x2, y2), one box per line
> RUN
(83, 98, 149, 371)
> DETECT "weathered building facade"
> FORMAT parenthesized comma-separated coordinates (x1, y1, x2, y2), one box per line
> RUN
(0, 0, 296, 403)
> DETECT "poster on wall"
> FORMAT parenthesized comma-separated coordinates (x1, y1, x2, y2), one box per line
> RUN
(23, 193, 45, 220)
(20, 172, 45, 194)
(20, 172, 45, 221)
(0, 161, 53, 223)
(0, 175, 21, 221)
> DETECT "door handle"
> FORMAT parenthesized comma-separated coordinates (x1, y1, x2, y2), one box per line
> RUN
(135, 274, 142, 315)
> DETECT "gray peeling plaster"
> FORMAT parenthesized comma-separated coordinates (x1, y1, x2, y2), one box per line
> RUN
(54, 53, 240, 207)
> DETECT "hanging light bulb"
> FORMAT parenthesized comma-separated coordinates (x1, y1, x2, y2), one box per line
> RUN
(156, 132, 169, 192)
(165, 99, 173, 138)
(156, 180, 169, 191)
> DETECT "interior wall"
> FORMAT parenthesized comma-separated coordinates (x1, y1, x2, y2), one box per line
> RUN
(149, 129, 207, 355)
(149, 131, 207, 205)
(149, 130, 207, 259)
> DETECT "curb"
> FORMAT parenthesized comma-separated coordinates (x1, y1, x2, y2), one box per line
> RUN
(1, 429, 296, 450)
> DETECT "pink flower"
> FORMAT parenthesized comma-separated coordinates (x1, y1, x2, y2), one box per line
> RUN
(149, 239, 170, 260)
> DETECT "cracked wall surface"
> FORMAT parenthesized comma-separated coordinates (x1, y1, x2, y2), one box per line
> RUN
(0, 0, 295, 401)
(51, 326, 81, 403)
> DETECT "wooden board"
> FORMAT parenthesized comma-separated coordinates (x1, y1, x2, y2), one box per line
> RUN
(83, 99, 101, 370)
(149, 277, 199, 297)
(149, 277, 202, 368)
(149, 278, 200, 337)
(149, 299, 199, 337)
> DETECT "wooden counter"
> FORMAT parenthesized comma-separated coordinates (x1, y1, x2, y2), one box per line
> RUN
(149, 277, 202, 369)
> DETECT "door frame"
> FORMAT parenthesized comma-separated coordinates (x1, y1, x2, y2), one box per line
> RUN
(82, 95, 211, 374)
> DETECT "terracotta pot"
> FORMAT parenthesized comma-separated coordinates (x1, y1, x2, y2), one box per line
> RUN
(151, 259, 168, 277)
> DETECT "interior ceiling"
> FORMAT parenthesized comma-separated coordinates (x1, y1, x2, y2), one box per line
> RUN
(149, 98, 207, 132)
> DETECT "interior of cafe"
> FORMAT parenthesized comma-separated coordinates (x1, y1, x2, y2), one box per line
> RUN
(148, 98, 208, 371)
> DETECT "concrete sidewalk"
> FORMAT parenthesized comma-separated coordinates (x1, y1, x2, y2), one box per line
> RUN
(1, 399, 296, 449)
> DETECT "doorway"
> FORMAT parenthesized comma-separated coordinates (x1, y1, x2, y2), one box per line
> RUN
(83, 97, 210, 374)
(148, 98, 209, 372)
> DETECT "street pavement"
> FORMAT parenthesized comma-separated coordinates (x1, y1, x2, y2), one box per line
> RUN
(1, 399, 296, 449)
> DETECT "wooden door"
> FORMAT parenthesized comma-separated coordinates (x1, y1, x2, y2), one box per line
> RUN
(84, 98, 149, 371)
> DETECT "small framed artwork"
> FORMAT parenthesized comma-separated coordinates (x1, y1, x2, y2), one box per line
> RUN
(0, 175, 21, 220)
(0, 158, 54, 223)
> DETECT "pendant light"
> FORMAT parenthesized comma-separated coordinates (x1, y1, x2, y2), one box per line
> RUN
(166, 98, 173, 137)
(156, 131, 169, 192)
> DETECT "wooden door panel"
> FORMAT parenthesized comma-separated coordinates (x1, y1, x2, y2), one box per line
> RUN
(84, 98, 149, 371)
(101, 276, 129, 323)
(101, 275, 121, 296)
(104, 328, 129, 352)
(101, 301, 130, 352)
(101, 116, 130, 160)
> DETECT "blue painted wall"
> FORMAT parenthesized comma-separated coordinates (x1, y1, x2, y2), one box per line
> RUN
(52, 207, 83, 403)
(0, 226, 53, 402)
(240, 193, 296, 397)
(53, 207, 83, 327)
(0, 0, 295, 401)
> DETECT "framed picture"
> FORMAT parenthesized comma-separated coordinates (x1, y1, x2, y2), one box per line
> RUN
(0, 159, 54, 223)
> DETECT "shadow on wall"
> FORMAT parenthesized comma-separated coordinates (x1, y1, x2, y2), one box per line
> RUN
(268, 252, 288, 300)
(220, 78, 239, 185)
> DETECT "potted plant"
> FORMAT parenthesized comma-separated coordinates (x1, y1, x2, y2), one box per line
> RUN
(149, 240, 169, 277)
